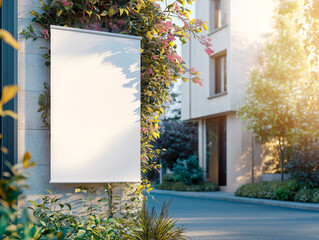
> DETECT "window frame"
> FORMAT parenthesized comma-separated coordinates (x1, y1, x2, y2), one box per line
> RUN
(209, 51, 227, 97)
(211, 0, 227, 31)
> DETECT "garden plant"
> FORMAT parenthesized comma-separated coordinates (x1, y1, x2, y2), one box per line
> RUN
(157, 155, 219, 192)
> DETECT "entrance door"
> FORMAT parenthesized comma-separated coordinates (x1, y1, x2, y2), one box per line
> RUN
(206, 116, 226, 186)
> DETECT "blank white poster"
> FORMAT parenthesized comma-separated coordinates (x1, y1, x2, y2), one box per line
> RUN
(50, 26, 141, 183)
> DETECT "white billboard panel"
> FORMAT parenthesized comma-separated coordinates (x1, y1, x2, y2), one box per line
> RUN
(50, 26, 141, 183)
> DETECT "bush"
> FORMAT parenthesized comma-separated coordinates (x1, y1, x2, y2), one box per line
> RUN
(274, 179, 299, 201)
(235, 180, 319, 203)
(286, 145, 319, 188)
(157, 178, 219, 192)
(172, 182, 189, 191)
(188, 182, 219, 192)
(172, 155, 203, 185)
(235, 180, 299, 201)
(294, 188, 313, 202)
(157, 181, 175, 190)
(311, 189, 319, 203)
(162, 173, 175, 182)
(154, 120, 198, 169)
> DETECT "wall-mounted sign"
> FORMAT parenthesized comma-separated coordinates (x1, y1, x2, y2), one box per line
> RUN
(50, 26, 141, 183)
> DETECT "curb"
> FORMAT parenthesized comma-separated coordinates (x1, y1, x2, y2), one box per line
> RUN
(151, 189, 319, 212)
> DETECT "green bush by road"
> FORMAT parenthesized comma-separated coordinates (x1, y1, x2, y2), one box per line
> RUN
(235, 180, 319, 203)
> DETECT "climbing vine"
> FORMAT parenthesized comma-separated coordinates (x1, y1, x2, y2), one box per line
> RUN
(21, 0, 213, 189)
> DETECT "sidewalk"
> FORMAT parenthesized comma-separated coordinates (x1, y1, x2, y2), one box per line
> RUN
(151, 189, 319, 212)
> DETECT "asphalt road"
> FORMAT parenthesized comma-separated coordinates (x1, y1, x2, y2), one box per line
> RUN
(147, 193, 319, 240)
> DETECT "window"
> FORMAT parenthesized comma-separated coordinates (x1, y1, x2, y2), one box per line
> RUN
(210, 52, 227, 96)
(206, 116, 227, 186)
(212, 0, 227, 30)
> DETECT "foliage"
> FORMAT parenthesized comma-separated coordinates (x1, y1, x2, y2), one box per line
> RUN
(37, 82, 50, 128)
(158, 173, 219, 191)
(172, 155, 203, 185)
(132, 200, 189, 240)
(28, 185, 144, 239)
(237, 0, 319, 181)
(235, 180, 301, 201)
(286, 143, 319, 188)
(158, 181, 218, 192)
(0, 152, 188, 239)
(154, 120, 198, 169)
(235, 181, 280, 199)
(20, 0, 213, 190)
(274, 179, 299, 200)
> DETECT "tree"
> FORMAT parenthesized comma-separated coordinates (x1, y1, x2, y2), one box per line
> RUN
(238, 0, 319, 182)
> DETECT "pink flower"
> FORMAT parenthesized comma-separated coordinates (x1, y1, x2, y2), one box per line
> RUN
(152, 54, 157, 60)
(204, 41, 213, 48)
(205, 48, 214, 56)
(42, 29, 49, 39)
(175, 3, 180, 11)
(176, 55, 183, 63)
(93, 23, 102, 31)
(167, 33, 175, 42)
(111, 24, 119, 32)
(141, 127, 147, 132)
(147, 68, 154, 76)
(118, 19, 126, 27)
(189, 67, 199, 75)
(167, 53, 177, 63)
(195, 19, 204, 27)
(61, 0, 73, 7)
(193, 76, 203, 87)
(165, 21, 174, 30)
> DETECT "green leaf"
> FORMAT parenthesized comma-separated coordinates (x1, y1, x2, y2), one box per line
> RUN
(100, 10, 107, 16)
(38, 94, 45, 104)
(28, 200, 38, 208)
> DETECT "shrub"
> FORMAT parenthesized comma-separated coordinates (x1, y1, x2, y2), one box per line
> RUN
(286, 145, 319, 188)
(274, 179, 299, 201)
(133, 201, 189, 240)
(172, 155, 203, 185)
(172, 182, 189, 191)
(187, 182, 219, 192)
(294, 188, 313, 202)
(162, 173, 175, 182)
(157, 181, 174, 191)
(157, 179, 219, 192)
(311, 189, 319, 203)
(154, 120, 198, 169)
(235, 180, 299, 201)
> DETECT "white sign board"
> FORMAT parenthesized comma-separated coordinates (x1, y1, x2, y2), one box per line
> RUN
(50, 26, 141, 183)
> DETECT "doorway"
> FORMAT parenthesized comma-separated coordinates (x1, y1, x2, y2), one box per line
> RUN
(206, 116, 227, 186)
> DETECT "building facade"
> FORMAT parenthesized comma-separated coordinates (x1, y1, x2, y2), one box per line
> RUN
(181, 0, 278, 192)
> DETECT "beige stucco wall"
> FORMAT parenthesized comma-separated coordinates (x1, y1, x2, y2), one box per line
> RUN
(181, 0, 278, 192)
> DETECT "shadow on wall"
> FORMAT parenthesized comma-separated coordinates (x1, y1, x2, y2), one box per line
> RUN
(261, 139, 281, 174)
(234, 133, 263, 191)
